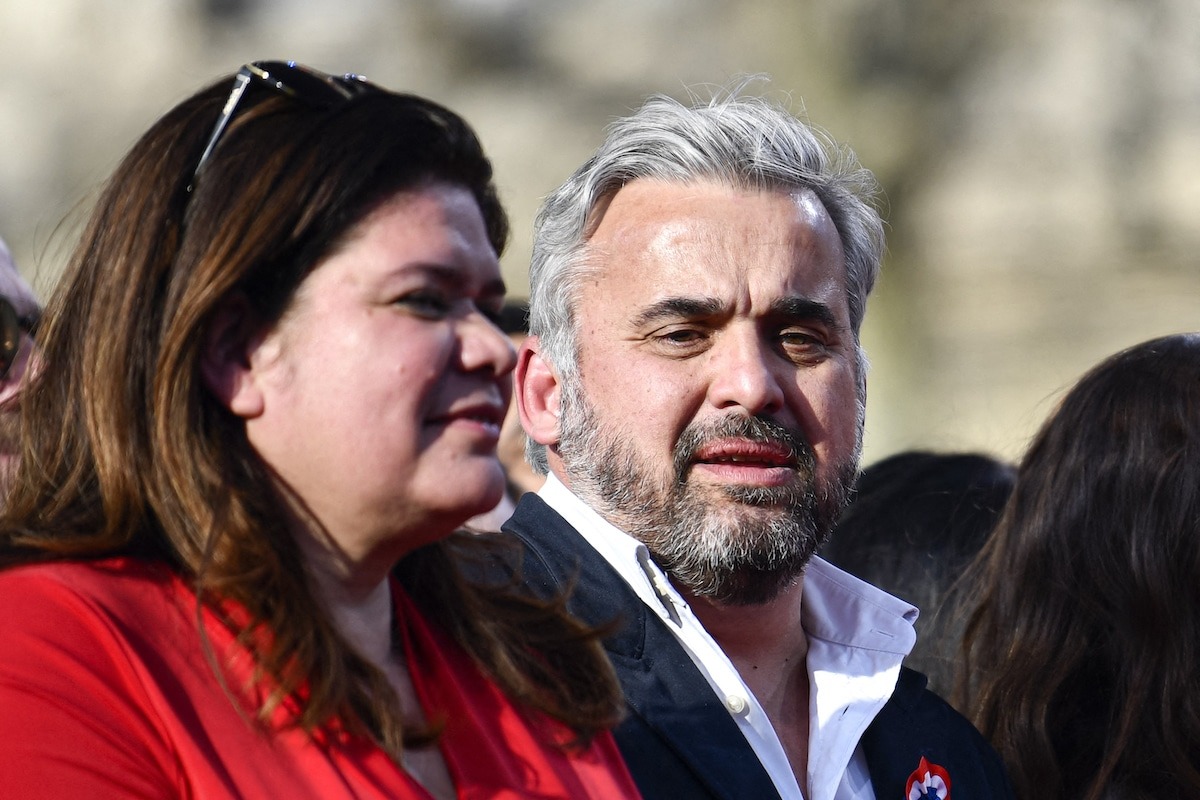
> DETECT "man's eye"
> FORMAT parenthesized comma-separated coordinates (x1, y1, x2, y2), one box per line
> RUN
(645, 326, 711, 358)
(778, 330, 828, 359)
(780, 330, 819, 345)
(660, 328, 704, 344)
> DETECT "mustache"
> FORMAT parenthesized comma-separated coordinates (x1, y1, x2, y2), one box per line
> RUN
(672, 414, 815, 479)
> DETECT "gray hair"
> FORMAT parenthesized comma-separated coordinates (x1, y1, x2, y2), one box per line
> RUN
(526, 86, 885, 471)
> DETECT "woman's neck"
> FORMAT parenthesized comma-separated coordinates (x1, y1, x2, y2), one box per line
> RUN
(310, 564, 396, 668)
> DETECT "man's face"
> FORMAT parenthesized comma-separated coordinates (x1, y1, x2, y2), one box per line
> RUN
(552, 179, 861, 605)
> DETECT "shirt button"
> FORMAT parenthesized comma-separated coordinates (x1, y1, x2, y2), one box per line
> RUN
(725, 694, 748, 715)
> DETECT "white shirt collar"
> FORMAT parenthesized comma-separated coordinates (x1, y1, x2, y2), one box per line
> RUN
(803, 556, 918, 656)
(536, 474, 672, 618)
(537, 472, 919, 800)
(539, 472, 918, 646)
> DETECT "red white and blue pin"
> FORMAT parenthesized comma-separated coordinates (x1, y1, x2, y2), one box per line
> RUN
(905, 756, 950, 800)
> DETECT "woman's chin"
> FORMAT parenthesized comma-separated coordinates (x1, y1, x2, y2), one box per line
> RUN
(429, 469, 509, 531)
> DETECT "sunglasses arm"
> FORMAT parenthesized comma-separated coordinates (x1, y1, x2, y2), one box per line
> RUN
(189, 70, 254, 191)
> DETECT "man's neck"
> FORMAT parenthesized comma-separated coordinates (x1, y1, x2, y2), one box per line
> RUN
(681, 579, 812, 794)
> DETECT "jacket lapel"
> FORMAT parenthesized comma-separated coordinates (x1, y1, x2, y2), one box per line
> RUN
(504, 494, 782, 800)
(860, 667, 1015, 798)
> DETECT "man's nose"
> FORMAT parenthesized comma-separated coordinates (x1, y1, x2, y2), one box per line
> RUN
(705, 329, 785, 416)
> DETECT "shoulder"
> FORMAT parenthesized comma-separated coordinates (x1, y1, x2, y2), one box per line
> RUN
(0, 557, 193, 684)
(502, 493, 587, 594)
(502, 492, 571, 542)
(0, 559, 189, 794)
(0, 557, 183, 620)
(502, 494, 646, 645)
(0, 556, 209, 715)
(861, 667, 1015, 799)
(0, 554, 177, 604)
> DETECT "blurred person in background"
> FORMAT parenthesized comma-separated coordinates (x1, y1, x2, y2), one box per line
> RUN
(822, 450, 1015, 699)
(957, 333, 1200, 800)
(467, 299, 545, 531)
(0, 60, 639, 799)
(0, 236, 41, 477)
(492, 299, 546, 499)
(507, 86, 1012, 800)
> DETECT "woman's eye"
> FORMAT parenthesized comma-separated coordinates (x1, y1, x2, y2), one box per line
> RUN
(396, 292, 452, 318)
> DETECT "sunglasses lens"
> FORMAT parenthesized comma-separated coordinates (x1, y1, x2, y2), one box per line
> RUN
(0, 299, 21, 381)
(191, 61, 376, 190)
(253, 61, 360, 107)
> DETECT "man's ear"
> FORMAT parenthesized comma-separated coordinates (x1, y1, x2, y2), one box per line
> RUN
(200, 294, 268, 419)
(515, 335, 562, 448)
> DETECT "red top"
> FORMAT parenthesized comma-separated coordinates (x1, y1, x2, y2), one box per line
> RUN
(0, 558, 641, 799)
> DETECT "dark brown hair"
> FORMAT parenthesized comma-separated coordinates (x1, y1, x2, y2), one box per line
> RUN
(956, 333, 1200, 800)
(0, 67, 621, 756)
(823, 450, 1015, 697)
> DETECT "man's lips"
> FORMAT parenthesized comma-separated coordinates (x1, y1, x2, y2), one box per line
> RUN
(689, 438, 798, 469)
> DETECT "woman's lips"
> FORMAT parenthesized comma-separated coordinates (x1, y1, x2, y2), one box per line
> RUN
(427, 402, 506, 438)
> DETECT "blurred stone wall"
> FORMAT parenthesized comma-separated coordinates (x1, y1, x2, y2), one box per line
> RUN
(1, 0, 1196, 464)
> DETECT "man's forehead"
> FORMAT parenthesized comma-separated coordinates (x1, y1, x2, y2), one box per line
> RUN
(580, 181, 847, 312)
(589, 178, 839, 251)
(590, 177, 820, 227)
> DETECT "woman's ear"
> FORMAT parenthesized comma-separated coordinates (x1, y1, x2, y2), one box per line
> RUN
(515, 335, 562, 449)
(200, 294, 267, 419)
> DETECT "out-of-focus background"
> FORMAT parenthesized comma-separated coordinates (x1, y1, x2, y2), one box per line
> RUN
(2, 0, 1197, 464)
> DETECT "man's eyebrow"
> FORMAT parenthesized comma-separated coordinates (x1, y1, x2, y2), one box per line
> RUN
(631, 296, 723, 327)
(770, 296, 839, 328)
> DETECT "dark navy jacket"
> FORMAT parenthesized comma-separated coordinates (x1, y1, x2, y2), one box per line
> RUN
(503, 493, 1014, 800)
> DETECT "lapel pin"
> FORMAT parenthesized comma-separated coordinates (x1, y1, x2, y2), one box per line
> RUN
(905, 756, 951, 799)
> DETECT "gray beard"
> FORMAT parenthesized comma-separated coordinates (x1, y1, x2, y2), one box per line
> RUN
(557, 380, 856, 606)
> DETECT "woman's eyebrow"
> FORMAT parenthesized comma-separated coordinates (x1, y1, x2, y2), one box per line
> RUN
(402, 262, 507, 299)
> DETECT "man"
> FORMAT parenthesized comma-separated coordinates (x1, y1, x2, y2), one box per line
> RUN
(0, 236, 40, 475)
(503, 90, 1012, 800)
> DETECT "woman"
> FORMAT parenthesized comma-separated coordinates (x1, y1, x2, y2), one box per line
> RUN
(0, 61, 639, 799)
(956, 333, 1200, 800)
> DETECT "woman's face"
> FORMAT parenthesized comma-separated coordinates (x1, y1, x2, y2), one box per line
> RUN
(240, 183, 515, 573)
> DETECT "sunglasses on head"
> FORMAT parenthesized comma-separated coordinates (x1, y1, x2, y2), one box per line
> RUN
(0, 297, 37, 382)
(189, 60, 378, 190)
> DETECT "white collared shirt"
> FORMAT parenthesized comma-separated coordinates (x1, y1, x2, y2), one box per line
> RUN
(538, 474, 919, 800)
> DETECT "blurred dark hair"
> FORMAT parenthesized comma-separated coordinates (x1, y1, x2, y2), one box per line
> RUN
(957, 333, 1200, 800)
(0, 66, 620, 756)
(822, 450, 1015, 696)
(496, 298, 530, 336)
